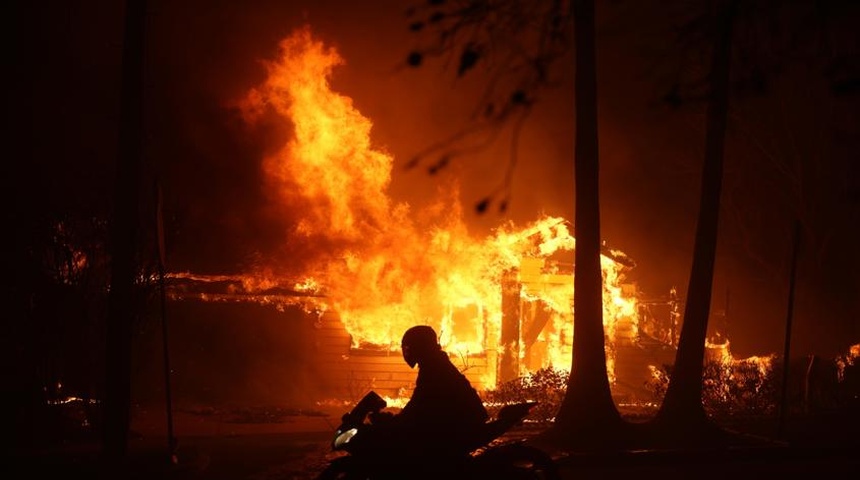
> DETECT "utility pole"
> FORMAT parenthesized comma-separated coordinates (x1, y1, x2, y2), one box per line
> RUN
(156, 182, 177, 464)
(778, 221, 802, 438)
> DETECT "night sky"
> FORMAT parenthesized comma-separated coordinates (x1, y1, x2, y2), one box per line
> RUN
(8, 0, 859, 362)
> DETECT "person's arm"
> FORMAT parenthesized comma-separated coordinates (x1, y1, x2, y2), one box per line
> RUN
(394, 372, 431, 424)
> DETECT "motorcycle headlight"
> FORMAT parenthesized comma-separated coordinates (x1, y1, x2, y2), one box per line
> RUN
(333, 427, 358, 449)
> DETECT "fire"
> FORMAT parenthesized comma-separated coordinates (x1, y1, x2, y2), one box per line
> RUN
(233, 26, 639, 390)
(837, 343, 860, 382)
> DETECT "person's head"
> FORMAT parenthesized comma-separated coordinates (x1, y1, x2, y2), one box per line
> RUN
(401, 325, 440, 368)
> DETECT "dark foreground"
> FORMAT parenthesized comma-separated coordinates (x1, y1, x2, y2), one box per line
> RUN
(10, 407, 860, 479)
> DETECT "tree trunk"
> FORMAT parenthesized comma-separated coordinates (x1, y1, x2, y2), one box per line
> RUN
(653, 0, 737, 443)
(540, 0, 624, 449)
(102, 0, 146, 462)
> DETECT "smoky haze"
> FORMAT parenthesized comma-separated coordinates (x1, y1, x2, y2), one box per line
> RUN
(147, 0, 858, 359)
(10, 0, 858, 412)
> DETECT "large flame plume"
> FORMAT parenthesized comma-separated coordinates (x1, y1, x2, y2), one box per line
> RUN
(234, 26, 638, 388)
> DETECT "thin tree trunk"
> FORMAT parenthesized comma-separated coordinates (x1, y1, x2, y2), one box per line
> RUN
(542, 0, 623, 449)
(778, 221, 801, 437)
(103, 0, 146, 461)
(654, 0, 737, 440)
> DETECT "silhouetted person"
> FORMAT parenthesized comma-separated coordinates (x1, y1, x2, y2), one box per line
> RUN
(358, 325, 489, 466)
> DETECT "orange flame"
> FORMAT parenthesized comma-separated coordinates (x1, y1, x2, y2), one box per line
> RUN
(837, 343, 860, 382)
(237, 26, 639, 389)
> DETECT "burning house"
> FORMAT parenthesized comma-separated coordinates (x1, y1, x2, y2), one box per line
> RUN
(155, 25, 853, 415)
(165, 241, 660, 405)
(159, 25, 685, 407)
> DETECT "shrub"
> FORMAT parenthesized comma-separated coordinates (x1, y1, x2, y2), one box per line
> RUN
(646, 359, 779, 418)
(484, 367, 568, 424)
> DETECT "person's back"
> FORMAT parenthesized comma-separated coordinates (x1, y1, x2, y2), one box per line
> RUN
(367, 326, 489, 464)
(396, 346, 487, 433)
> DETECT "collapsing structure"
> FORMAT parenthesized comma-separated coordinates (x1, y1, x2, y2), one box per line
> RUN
(166, 242, 678, 407)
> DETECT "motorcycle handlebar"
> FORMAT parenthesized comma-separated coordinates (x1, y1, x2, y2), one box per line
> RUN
(343, 391, 388, 426)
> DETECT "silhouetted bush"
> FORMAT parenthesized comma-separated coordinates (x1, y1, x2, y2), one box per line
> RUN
(647, 358, 780, 419)
(483, 346, 859, 426)
(705, 359, 780, 416)
(484, 367, 568, 424)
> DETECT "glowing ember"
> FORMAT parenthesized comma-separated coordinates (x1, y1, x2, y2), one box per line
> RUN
(837, 343, 860, 382)
(233, 26, 640, 389)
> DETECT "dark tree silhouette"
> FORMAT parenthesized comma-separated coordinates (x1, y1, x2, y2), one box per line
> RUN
(6, 1, 123, 451)
(402, 0, 628, 450)
(650, 0, 738, 444)
(539, 0, 628, 449)
(643, 0, 859, 444)
(401, 0, 858, 451)
(103, 0, 147, 461)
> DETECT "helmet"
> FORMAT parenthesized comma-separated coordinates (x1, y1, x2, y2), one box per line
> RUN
(401, 325, 440, 368)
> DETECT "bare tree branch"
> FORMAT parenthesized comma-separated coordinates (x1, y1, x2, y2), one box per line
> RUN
(402, 0, 571, 214)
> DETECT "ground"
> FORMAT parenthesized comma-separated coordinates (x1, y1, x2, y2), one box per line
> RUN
(9, 403, 860, 479)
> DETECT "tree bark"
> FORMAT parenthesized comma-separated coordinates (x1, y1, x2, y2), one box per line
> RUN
(102, 0, 146, 461)
(653, 0, 737, 442)
(541, 0, 624, 449)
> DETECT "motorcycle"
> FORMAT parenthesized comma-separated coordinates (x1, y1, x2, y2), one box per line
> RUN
(316, 391, 560, 479)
